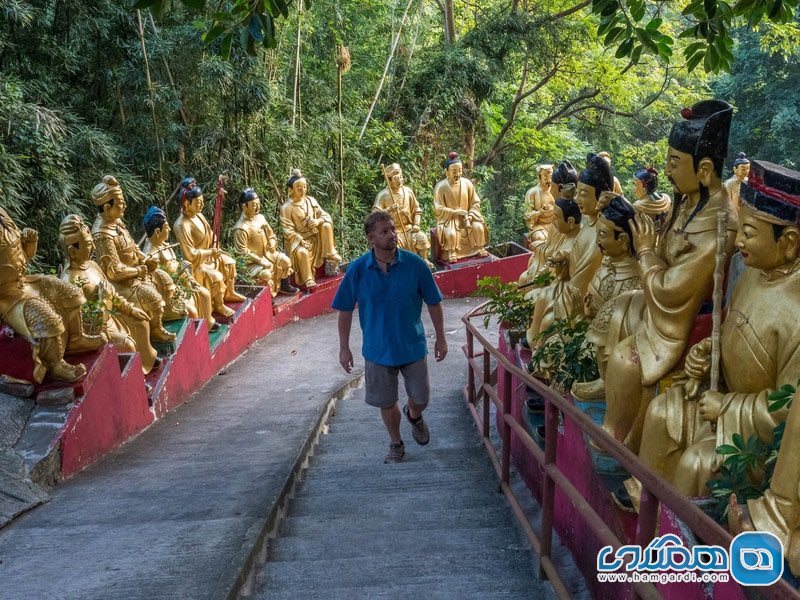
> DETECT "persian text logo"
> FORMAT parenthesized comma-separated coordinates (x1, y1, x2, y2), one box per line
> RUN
(597, 534, 729, 574)
(730, 531, 784, 586)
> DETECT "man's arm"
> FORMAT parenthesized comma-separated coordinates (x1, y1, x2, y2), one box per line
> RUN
(337, 310, 354, 372)
(427, 302, 448, 361)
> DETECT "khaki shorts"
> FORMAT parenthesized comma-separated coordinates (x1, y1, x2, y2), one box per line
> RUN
(364, 358, 430, 409)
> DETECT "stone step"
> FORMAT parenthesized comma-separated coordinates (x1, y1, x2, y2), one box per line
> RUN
(278, 506, 518, 538)
(289, 486, 503, 517)
(252, 584, 542, 600)
(254, 553, 548, 597)
(269, 525, 525, 562)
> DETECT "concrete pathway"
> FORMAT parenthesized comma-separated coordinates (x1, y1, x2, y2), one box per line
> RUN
(0, 297, 555, 599)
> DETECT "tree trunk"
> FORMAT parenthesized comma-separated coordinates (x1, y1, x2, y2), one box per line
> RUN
(443, 0, 456, 44)
(464, 126, 475, 171)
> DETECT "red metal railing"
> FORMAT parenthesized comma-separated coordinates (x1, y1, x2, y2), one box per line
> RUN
(462, 302, 799, 600)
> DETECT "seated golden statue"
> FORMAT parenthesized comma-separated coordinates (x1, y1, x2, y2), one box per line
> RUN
(232, 188, 297, 297)
(601, 100, 738, 453)
(571, 194, 643, 402)
(524, 164, 555, 251)
(0, 208, 103, 382)
(622, 159, 800, 511)
(723, 152, 750, 210)
(374, 163, 433, 269)
(142, 206, 216, 332)
(91, 175, 178, 343)
(280, 169, 342, 288)
(173, 180, 245, 317)
(525, 196, 584, 351)
(518, 161, 577, 288)
(433, 152, 489, 263)
(632, 167, 672, 237)
(59, 214, 160, 374)
(572, 154, 613, 296)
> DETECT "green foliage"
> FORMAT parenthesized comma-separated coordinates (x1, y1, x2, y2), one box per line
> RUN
(706, 381, 797, 522)
(473, 276, 534, 331)
(528, 318, 599, 390)
(591, 0, 798, 73)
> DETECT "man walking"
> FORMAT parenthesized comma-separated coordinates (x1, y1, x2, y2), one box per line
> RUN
(333, 211, 448, 463)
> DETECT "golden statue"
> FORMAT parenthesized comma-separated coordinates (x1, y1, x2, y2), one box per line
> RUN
(374, 163, 433, 269)
(632, 167, 672, 237)
(524, 164, 555, 251)
(600, 100, 738, 452)
(621, 160, 800, 511)
(142, 206, 217, 332)
(91, 175, 178, 344)
(59, 214, 160, 374)
(173, 180, 245, 317)
(723, 152, 750, 209)
(525, 196, 584, 351)
(571, 194, 643, 402)
(433, 152, 489, 263)
(518, 161, 577, 288)
(232, 188, 297, 297)
(571, 153, 612, 296)
(0, 208, 104, 382)
(280, 169, 342, 288)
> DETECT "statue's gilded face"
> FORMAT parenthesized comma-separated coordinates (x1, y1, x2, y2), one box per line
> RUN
(390, 171, 404, 188)
(447, 163, 462, 183)
(736, 207, 792, 271)
(71, 230, 94, 264)
(596, 214, 628, 259)
(664, 146, 698, 196)
(575, 182, 598, 218)
(539, 168, 553, 188)
(633, 178, 647, 200)
(291, 178, 307, 199)
(243, 198, 260, 218)
(184, 194, 204, 216)
(734, 163, 751, 181)
(151, 222, 171, 246)
(104, 190, 126, 221)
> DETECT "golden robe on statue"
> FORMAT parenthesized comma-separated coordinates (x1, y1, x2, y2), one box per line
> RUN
(639, 263, 800, 496)
(433, 177, 488, 260)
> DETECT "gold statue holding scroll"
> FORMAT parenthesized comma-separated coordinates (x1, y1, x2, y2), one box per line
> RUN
(280, 169, 342, 288)
(142, 206, 217, 332)
(0, 208, 104, 382)
(173, 179, 245, 317)
(433, 152, 489, 263)
(232, 188, 297, 297)
(600, 100, 738, 452)
(620, 159, 800, 512)
(375, 163, 432, 269)
(59, 214, 160, 374)
(91, 175, 179, 343)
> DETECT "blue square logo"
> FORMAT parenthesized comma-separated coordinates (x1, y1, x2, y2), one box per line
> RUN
(730, 531, 784, 586)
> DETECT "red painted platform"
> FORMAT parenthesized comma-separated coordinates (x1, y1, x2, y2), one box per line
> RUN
(1, 253, 528, 481)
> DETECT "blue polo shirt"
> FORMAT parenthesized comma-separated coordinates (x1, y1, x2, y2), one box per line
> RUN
(332, 248, 443, 367)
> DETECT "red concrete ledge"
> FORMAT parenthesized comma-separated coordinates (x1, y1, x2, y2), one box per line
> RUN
(2, 252, 528, 483)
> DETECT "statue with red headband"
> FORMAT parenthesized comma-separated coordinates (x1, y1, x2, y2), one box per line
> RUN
(433, 152, 489, 263)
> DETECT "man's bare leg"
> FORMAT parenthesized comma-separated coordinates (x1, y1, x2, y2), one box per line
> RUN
(381, 404, 402, 443)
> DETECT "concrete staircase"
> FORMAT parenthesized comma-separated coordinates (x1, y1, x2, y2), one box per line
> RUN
(253, 386, 554, 599)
